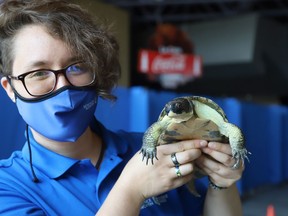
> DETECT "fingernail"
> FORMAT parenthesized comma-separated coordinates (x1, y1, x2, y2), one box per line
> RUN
(200, 140, 207, 147)
(202, 147, 210, 153)
(208, 142, 216, 148)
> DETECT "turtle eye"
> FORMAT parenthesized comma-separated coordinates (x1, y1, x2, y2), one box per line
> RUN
(175, 103, 182, 111)
(170, 102, 185, 114)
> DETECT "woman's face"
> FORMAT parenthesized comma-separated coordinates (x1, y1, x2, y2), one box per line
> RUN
(1, 24, 77, 100)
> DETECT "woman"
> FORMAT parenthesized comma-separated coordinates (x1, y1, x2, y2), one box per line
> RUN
(0, 0, 244, 215)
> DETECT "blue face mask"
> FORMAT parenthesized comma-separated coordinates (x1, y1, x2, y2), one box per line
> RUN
(16, 89, 98, 142)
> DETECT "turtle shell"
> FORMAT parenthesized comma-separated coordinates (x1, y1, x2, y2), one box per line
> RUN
(185, 96, 228, 121)
(158, 96, 228, 122)
(157, 96, 229, 145)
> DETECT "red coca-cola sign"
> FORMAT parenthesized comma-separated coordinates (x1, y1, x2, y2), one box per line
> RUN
(138, 49, 202, 77)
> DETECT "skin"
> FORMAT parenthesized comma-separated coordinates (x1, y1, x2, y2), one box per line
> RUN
(198, 142, 244, 216)
(1, 24, 103, 165)
(1, 24, 243, 216)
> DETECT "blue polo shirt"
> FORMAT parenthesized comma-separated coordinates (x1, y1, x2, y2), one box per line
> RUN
(0, 120, 206, 215)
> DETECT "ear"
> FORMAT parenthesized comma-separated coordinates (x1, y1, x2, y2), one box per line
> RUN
(1, 76, 16, 102)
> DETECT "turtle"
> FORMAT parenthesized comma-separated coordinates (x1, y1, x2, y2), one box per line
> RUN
(140, 96, 249, 196)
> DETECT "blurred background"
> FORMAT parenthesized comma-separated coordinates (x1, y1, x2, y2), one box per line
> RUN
(1, 0, 288, 215)
(84, 0, 288, 105)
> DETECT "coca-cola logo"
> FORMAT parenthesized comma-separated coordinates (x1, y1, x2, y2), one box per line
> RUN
(152, 55, 186, 73)
(138, 49, 202, 77)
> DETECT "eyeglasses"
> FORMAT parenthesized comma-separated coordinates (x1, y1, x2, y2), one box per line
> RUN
(8, 62, 96, 97)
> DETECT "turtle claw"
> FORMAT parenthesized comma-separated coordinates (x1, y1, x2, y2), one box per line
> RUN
(232, 159, 241, 170)
(140, 147, 158, 165)
(231, 148, 251, 169)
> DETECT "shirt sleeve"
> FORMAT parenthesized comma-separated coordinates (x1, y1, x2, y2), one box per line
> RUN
(0, 186, 45, 216)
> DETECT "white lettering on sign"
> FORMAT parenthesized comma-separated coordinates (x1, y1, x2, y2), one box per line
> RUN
(152, 55, 186, 72)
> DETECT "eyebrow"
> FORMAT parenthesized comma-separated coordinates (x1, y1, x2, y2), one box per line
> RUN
(23, 57, 81, 72)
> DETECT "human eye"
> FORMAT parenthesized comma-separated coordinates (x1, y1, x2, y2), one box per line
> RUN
(26, 70, 51, 80)
(67, 63, 89, 75)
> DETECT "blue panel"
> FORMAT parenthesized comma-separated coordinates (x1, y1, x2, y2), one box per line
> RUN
(282, 108, 288, 179)
(146, 89, 178, 125)
(95, 87, 130, 132)
(129, 86, 150, 132)
(0, 88, 26, 159)
(129, 87, 180, 132)
(241, 102, 284, 192)
(267, 105, 285, 183)
(223, 98, 242, 125)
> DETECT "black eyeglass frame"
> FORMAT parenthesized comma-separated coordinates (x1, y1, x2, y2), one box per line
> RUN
(7, 62, 96, 98)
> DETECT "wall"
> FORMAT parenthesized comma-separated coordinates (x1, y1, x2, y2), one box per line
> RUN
(72, 0, 130, 87)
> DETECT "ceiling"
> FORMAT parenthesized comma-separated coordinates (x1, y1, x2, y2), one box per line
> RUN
(102, 0, 288, 24)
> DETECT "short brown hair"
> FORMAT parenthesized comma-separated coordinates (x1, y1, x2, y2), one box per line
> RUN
(0, 0, 121, 100)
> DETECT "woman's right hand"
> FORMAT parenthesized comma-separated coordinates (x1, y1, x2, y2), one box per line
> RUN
(119, 139, 207, 200)
(96, 139, 207, 216)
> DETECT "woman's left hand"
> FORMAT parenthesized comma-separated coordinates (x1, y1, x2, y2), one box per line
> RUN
(195, 142, 244, 188)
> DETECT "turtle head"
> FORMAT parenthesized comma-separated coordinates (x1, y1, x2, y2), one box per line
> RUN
(164, 97, 193, 120)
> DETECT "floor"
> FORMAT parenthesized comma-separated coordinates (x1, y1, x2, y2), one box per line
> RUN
(242, 182, 288, 216)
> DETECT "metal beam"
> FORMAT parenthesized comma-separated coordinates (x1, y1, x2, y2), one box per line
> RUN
(103, 0, 260, 7)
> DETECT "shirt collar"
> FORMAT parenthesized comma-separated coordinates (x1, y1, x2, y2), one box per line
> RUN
(22, 129, 79, 179)
(21, 118, 129, 179)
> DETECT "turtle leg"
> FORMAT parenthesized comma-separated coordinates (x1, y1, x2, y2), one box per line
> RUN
(185, 166, 207, 197)
(140, 145, 158, 165)
(141, 122, 163, 165)
(232, 148, 250, 169)
(219, 123, 250, 169)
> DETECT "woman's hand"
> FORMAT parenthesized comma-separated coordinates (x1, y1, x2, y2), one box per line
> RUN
(120, 140, 208, 200)
(195, 142, 244, 216)
(195, 142, 244, 188)
(97, 140, 207, 216)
